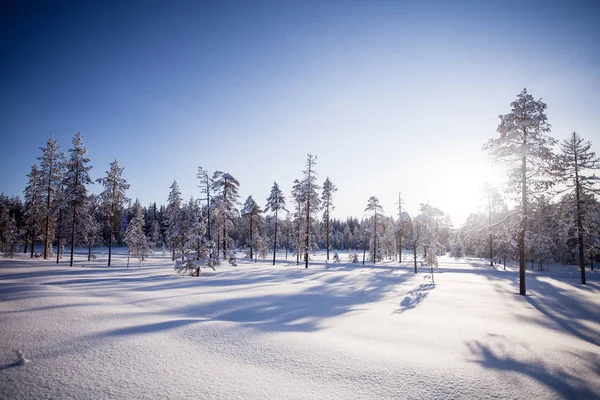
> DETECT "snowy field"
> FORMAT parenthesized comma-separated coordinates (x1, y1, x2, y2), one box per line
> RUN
(1, 250, 599, 400)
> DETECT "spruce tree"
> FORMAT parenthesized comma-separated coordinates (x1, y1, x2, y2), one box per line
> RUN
(241, 195, 261, 259)
(23, 164, 44, 257)
(212, 172, 240, 259)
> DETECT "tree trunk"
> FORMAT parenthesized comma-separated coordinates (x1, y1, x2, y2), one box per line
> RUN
(88, 239, 92, 261)
(56, 208, 62, 264)
(574, 156, 587, 284)
(44, 171, 52, 260)
(70, 204, 77, 266)
(519, 141, 527, 296)
(373, 212, 377, 264)
(413, 244, 418, 273)
(326, 210, 330, 261)
(249, 213, 253, 260)
(272, 212, 277, 266)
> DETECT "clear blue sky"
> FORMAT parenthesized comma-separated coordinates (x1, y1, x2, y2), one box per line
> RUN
(1, 0, 599, 225)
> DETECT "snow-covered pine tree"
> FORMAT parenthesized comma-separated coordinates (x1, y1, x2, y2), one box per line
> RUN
(551, 132, 600, 284)
(212, 171, 240, 259)
(124, 200, 150, 267)
(365, 196, 384, 264)
(321, 177, 337, 261)
(483, 88, 555, 296)
(1, 209, 19, 258)
(265, 181, 287, 265)
(241, 195, 262, 259)
(166, 181, 183, 261)
(301, 154, 321, 268)
(23, 164, 44, 257)
(197, 166, 213, 243)
(37, 135, 66, 259)
(291, 179, 305, 265)
(97, 160, 130, 266)
(63, 133, 93, 266)
(82, 194, 101, 261)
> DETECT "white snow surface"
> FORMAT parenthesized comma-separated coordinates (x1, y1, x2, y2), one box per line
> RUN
(1, 251, 599, 399)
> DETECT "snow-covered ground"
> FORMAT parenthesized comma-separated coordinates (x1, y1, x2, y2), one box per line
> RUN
(1, 250, 598, 399)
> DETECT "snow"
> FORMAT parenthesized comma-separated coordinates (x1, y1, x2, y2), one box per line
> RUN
(1, 251, 598, 399)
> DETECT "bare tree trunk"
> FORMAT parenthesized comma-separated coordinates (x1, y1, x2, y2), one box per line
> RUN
(88, 239, 92, 261)
(56, 208, 63, 264)
(519, 150, 527, 296)
(70, 204, 77, 267)
(575, 160, 587, 284)
(272, 211, 277, 266)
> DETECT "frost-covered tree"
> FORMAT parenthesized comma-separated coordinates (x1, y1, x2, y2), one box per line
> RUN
(291, 179, 305, 265)
(97, 160, 130, 266)
(321, 177, 337, 261)
(166, 181, 182, 261)
(265, 181, 287, 265)
(301, 154, 321, 268)
(64, 133, 93, 266)
(1, 208, 19, 258)
(148, 220, 162, 249)
(82, 194, 101, 261)
(552, 132, 600, 284)
(212, 171, 240, 259)
(483, 88, 555, 296)
(197, 166, 213, 242)
(23, 164, 44, 257)
(38, 135, 66, 259)
(241, 195, 262, 259)
(124, 200, 150, 267)
(365, 196, 384, 263)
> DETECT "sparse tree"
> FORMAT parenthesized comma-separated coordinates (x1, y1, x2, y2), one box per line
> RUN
(241, 195, 262, 259)
(552, 132, 600, 284)
(301, 154, 321, 268)
(212, 171, 240, 259)
(321, 177, 337, 261)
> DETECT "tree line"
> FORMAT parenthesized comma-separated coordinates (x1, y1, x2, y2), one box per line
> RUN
(0, 89, 598, 294)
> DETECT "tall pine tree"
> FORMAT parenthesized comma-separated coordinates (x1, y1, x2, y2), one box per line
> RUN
(483, 89, 555, 295)
(64, 133, 93, 266)
(97, 160, 130, 266)
(265, 181, 287, 265)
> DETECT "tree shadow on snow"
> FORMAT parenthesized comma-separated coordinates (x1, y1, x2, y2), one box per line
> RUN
(394, 283, 435, 314)
(466, 338, 599, 399)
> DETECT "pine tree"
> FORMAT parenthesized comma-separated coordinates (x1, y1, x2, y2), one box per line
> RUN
(301, 154, 320, 268)
(365, 196, 384, 263)
(97, 160, 130, 266)
(321, 177, 337, 261)
(124, 200, 150, 267)
(212, 172, 240, 259)
(197, 166, 213, 243)
(37, 135, 66, 259)
(241, 195, 262, 259)
(166, 181, 182, 261)
(2, 209, 19, 258)
(23, 164, 44, 257)
(64, 133, 93, 266)
(483, 88, 555, 296)
(265, 181, 287, 265)
(552, 132, 600, 284)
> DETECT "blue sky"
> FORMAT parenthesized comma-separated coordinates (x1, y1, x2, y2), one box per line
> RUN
(1, 0, 599, 225)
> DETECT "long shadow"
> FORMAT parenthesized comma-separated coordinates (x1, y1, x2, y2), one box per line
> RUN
(394, 283, 435, 314)
(474, 266, 600, 348)
(467, 339, 599, 399)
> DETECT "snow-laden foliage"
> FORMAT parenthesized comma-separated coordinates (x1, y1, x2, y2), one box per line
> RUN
(96, 159, 130, 266)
